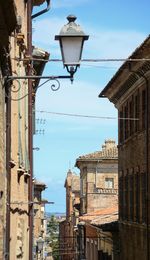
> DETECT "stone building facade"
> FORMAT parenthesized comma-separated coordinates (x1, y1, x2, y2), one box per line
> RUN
(75, 139, 118, 215)
(33, 180, 47, 259)
(59, 170, 80, 260)
(9, 2, 30, 258)
(99, 35, 150, 259)
(0, 1, 17, 258)
(60, 141, 119, 260)
(75, 140, 118, 260)
(33, 180, 47, 238)
(79, 206, 119, 260)
(0, 0, 49, 259)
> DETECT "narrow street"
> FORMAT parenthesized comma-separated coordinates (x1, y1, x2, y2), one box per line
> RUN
(0, 0, 149, 259)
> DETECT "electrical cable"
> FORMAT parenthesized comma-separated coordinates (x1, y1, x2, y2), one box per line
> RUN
(11, 57, 150, 62)
(35, 110, 139, 121)
(7, 58, 150, 101)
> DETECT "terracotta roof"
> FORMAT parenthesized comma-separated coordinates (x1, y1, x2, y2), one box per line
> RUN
(76, 139, 118, 162)
(99, 35, 150, 97)
(79, 206, 118, 225)
(91, 212, 118, 225)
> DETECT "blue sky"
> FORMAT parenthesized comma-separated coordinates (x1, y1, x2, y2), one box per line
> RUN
(32, 0, 150, 212)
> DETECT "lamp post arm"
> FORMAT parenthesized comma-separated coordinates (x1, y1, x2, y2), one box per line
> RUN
(4, 75, 72, 81)
(4, 75, 74, 92)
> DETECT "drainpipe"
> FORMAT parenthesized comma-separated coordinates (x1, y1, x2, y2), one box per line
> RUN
(31, 0, 50, 19)
(4, 48, 12, 260)
(27, 1, 33, 260)
(5, 83, 11, 260)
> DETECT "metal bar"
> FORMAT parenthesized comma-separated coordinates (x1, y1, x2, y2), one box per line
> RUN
(4, 75, 72, 81)
(8, 201, 54, 205)
(5, 81, 11, 260)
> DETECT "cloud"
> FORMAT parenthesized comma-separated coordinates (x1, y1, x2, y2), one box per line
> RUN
(84, 28, 146, 59)
(35, 175, 53, 184)
(32, 16, 146, 133)
(32, 17, 64, 52)
(36, 79, 117, 115)
(34, 79, 118, 137)
(32, 16, 146, 60)
(51, 0, 89, 9)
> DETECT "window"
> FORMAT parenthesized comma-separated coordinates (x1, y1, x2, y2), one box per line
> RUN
(105, 178, 114, 189)
(119, 109, 123, 143)
(141, 172, 146, 223)
(142, 89, 146, 130)
(135, 92, 140, 132)
(122, 175, 126, 220)
(124, 171, 129, 220)
(129, 175, 134, 221)
(119, 176, 123, 220)
(124, 104, 129, 139)
(135, 172, 140, 222)
(129, 97, 134, 136)
(80, 168, 87, 197)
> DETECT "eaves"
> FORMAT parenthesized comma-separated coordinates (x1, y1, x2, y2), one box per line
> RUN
(1, 0, 17, 34)
(99, 35, 150, 104)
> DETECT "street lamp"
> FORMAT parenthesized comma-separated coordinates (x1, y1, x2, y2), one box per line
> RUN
(5, 15, 89, 86)
(55, 15, 89, 81)
(36, 236, 44, 259)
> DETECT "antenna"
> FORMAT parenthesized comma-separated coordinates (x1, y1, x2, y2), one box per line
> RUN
(69, 161, 71, 169)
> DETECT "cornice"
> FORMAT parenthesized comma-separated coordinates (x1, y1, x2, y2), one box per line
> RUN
(111, 61, 150, 105)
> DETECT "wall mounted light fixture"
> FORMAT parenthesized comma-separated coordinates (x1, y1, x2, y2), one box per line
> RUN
(4, 15, 89, 88)
(55, 15, 89, 81)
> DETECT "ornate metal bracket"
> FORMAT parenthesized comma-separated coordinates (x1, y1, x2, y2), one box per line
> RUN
(4, 74, 73, 92)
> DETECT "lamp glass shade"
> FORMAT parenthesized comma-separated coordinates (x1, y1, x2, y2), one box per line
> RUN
(37, 238, 44, 251)
(60, 36, 83, 66)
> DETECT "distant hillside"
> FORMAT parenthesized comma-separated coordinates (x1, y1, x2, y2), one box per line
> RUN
(45, 212, 66, 218)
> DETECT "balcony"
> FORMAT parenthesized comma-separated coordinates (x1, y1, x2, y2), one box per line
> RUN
(94, 188, 118, 195)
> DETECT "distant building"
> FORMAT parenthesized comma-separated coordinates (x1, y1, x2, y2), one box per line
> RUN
(60, 141, 119, 260)
(65, 169, 80, 225)
(33, 180, 47, 258)
(79, 206, 119, 260)
(59, 170, 80, 260)
(75, 139, 118, 215)
(33, 180, 47, 239)
(99, 35, 150, 259)
(75, 140, 119, 260)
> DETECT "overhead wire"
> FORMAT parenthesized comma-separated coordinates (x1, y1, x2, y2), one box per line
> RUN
(7, 56, 149, 101)
(7, 57, 140, 122)
(35, 110, 139, 121)
(11, 57, 150, 62)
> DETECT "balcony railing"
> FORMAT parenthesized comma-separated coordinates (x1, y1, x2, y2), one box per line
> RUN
(94, 188, 118, 195)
